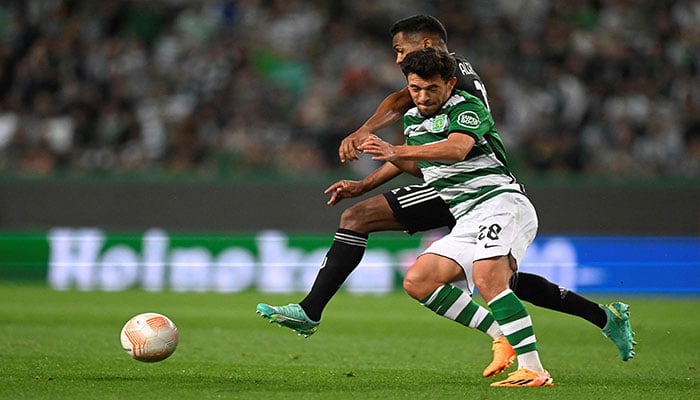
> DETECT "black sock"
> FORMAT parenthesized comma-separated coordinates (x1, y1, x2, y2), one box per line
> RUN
(299, 229, 368, 321)
(512, 272, 608, 329)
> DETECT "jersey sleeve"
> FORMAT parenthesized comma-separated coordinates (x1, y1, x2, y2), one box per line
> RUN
(448, 97, 492, 140)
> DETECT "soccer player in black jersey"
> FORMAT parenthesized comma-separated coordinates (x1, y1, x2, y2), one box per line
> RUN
(257, 15, 635, 373)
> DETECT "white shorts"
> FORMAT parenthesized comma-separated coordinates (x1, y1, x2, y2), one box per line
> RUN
(420, 193, 538, 293)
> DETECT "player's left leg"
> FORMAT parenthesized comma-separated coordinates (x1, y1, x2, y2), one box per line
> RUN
(298, 194, 404, 321)
(512, 273, 607, 327)
(601, 302, 636, 361)
(296, 184, 453, 323)
(474, 256, 552, 387)
(470, 193, 552, 387)
(512, 273, 636, 361)
(258, 193, 406, 336)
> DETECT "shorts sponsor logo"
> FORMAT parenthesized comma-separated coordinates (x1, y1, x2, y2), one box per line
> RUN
(457, 111, 480, 129)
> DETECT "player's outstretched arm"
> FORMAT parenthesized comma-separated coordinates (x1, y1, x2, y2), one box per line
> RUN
(339, 87, 414, 163)
(359, 133, 474, 165)
(324, 162, 404, 206)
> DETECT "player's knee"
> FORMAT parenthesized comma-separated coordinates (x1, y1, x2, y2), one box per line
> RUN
(473, 262, 512, 301)
(339, 203, 372, 231)
(340, 205, 363, 231)
(472, 275, 491, 297)
(403, 270, 431, 300)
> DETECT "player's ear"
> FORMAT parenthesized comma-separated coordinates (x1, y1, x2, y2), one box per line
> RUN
(448, 76, 457, 90)
(422, 38, 432, 48)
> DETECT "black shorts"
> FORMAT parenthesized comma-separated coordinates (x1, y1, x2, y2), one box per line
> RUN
(382, 184, 456, 234)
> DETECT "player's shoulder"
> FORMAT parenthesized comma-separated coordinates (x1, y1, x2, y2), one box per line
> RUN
(446, 90, 491, 127)
(450, 52, 478, 77)
(448, 90, 485, 111)
(450, 52, 471, 64)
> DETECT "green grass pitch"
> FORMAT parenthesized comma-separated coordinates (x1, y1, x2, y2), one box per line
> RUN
(1, 284, 698, 399)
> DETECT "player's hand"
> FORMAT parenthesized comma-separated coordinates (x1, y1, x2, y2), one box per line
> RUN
(324, 179, 365, 205)
(357, 134, 398, 161)
(339, 129, 370, 163)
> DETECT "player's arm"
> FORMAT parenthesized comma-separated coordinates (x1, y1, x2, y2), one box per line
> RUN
(325, 162, 407, 206)
(386, 158, 421, 177)
(359, 132, 475, 163)
(339, 87, 414, 163)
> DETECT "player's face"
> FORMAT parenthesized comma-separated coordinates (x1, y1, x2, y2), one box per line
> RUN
(392, 32, 426, 64)
(405, 73, 456, 117)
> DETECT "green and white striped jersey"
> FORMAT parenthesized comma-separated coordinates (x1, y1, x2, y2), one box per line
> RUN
(403, 89, 524, 219)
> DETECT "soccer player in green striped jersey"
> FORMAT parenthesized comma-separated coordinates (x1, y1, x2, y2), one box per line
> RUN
(257, 15, 634, 377)
(359, 47, 552, 387)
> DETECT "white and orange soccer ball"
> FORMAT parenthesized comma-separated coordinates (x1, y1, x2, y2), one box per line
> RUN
(120, 312, 179, 362)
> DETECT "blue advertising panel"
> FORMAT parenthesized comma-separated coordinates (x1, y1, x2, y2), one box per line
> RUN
(1, 230, 698, 295)
(520, 236, 700, 294)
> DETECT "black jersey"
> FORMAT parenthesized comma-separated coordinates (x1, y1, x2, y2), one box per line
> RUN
(452, 53, 491, 111)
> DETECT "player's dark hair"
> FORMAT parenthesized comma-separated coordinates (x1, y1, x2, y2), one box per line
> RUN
(390, 15, 448, 43)
(400, 47, 456, 82)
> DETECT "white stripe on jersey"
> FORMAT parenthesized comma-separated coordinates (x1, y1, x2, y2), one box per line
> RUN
(421, 155, 500, 184)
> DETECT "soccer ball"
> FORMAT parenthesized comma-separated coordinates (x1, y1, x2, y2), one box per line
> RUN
(120, 312, 179, 362)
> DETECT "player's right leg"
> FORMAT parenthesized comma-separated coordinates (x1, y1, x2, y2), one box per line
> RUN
(256, 303, 319, 338)
(296, 194, 404, 322)
(298, 184, 456, 321)
(404, 245, 515, 378)
(256, 192, 402, 336)
(257, 184, 454, 337)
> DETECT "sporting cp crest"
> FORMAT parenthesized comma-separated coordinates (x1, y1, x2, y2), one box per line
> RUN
(430, 114, 448, 132)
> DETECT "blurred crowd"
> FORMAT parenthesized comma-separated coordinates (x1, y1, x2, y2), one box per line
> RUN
(0, 0, 699, 179)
